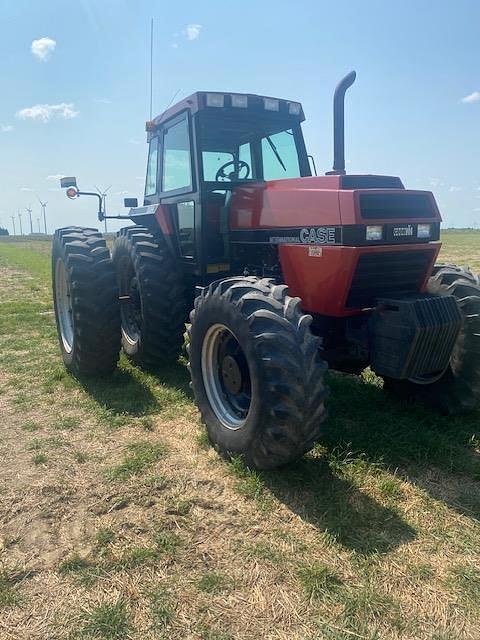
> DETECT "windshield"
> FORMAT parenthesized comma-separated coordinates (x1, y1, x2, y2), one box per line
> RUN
(198, 113, 304, 182)
(261, 130, 300, 180)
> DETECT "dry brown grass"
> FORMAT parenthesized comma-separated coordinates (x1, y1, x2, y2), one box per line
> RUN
(0, 236, 479, 639)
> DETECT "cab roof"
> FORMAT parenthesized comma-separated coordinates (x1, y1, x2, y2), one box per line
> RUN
(150, 91, 305, 128)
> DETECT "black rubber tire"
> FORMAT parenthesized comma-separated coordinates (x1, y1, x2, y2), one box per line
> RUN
(111, 226, 187, 368)
(188, 277, 329, 469)
(52, 226, 121, 376)
(383, 264, 480, 414)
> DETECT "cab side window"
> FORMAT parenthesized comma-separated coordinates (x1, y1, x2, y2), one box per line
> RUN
(162, 116, 192, 192)
(145, 137, 159, 196)
(175, 201, 195, 258)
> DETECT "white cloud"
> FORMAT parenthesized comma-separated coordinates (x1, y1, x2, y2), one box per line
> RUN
(16, 103, 79, 123)
(46, 174, 65, 181)
(449, 186, 462, 192)
(94, 98, 112, 104)
(31, 37, 56, 61)
(20, 187, 34, 192)
(116, 190, 130, 195)
(1, 124, 13, 132)
(461, 91, 480, 104)
(184, 24, 202, 40)
(429, 178, 443, 188)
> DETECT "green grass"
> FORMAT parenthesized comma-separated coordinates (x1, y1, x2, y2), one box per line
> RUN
(0, 568, 22, 608)
(154, 530, 180, 555)
(59, 554, 105, 588)
(448, 564, 480, 611)
(228, 456, 273, 509)
(95, 529, 115, 547)
(79, 599, 130, 639)
(106, 441, 166, 481)
(1, 234, 480, 640)
(196, 571, 230, 594)
(21, 420, 40, 432)
(115, 547, 159, 569)
(297, 562, 342, 600)
(32, 453, 48, 465)
(147, 587, 175, 631)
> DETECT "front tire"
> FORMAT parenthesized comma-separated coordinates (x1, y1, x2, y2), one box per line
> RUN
(383, 264, 480, 414)
(52, 227, 121, 376)
(188, 277, 328, 469)
(112, 226, 187, 369)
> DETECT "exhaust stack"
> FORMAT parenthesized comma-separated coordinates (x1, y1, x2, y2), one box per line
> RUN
(326, 70, 356, 176)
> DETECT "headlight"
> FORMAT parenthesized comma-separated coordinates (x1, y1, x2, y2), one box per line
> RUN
(263, 98, 279, 111)
(206, 93, 224, 108)
(366, 225, 383, 241)
(231, 94, 248, 108)
(288, 102, 301, 115)
(417, 223, 432, 238)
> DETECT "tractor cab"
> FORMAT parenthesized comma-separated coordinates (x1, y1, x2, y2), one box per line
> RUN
(141, 91, 311, 276)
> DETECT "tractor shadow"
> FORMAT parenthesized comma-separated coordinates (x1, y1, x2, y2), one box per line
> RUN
(262, 371, 480, 552)
(318, 372, 480, 521)
(264, 458, 416, 554)
(80, 366, 160, 417)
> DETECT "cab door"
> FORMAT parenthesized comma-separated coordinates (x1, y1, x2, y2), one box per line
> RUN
(146, 111, 201, 275)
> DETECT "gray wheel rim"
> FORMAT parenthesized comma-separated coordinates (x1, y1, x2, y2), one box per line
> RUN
(201, 323, 250, 430)
(55, 258, 74, 353)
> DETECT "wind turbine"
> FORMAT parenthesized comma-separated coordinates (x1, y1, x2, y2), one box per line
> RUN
(26, 206, 33, 234)
(94, 185, 112, 233)
(11, 215, 16, 236)
(18, 209, 23, 236)
(38, 198, 48, 234)
(36, 217, 41, 233)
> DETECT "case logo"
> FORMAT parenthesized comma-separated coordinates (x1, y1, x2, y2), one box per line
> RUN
(300, 227, 337, 244)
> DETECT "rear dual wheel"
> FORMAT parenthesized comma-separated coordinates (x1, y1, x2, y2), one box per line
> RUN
(188, 277, 329, 469)
(112, 226, 187, 368)
(52, 227, 121, 376)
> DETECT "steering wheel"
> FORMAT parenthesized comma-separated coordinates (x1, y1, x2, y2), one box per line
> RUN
(215, 160, 250, 181)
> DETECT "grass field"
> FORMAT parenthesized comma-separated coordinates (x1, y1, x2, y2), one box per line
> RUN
(0, 230, 479, 640)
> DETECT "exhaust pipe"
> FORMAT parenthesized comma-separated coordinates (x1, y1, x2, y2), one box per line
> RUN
(326, 70, 356, 176)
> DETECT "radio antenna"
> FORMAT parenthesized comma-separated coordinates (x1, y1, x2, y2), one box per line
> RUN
(149, 18, 154, 119)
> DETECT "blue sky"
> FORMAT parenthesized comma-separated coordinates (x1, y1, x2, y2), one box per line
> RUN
(1, 0, 480, 233)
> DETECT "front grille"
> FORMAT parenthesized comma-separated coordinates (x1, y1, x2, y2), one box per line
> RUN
(360, 193, 434, 219)
(346, 250, 434, 308)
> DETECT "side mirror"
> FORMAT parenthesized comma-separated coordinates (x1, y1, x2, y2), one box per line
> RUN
(60, 176, 77, 189)
(124, 198, 138, 208)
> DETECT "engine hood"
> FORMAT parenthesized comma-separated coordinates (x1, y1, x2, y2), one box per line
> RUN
(229, 175, 440, 229)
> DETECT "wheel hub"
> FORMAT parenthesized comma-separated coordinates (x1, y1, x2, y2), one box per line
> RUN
(221, 355, 242, 394)
(201, 323, 252, 430)
(119, 260, 142, 344)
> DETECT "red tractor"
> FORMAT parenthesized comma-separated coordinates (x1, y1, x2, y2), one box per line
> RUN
(52, 72, 480, 469)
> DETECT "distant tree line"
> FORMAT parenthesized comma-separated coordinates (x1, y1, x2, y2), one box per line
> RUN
(0, 227, 9, 236)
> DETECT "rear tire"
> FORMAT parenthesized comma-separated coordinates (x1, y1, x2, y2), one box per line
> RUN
(188, 277, 329, 469)
(112, 226, 187, 368)
(383, 264, 480, 414)
(52, 226, 120, 376)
